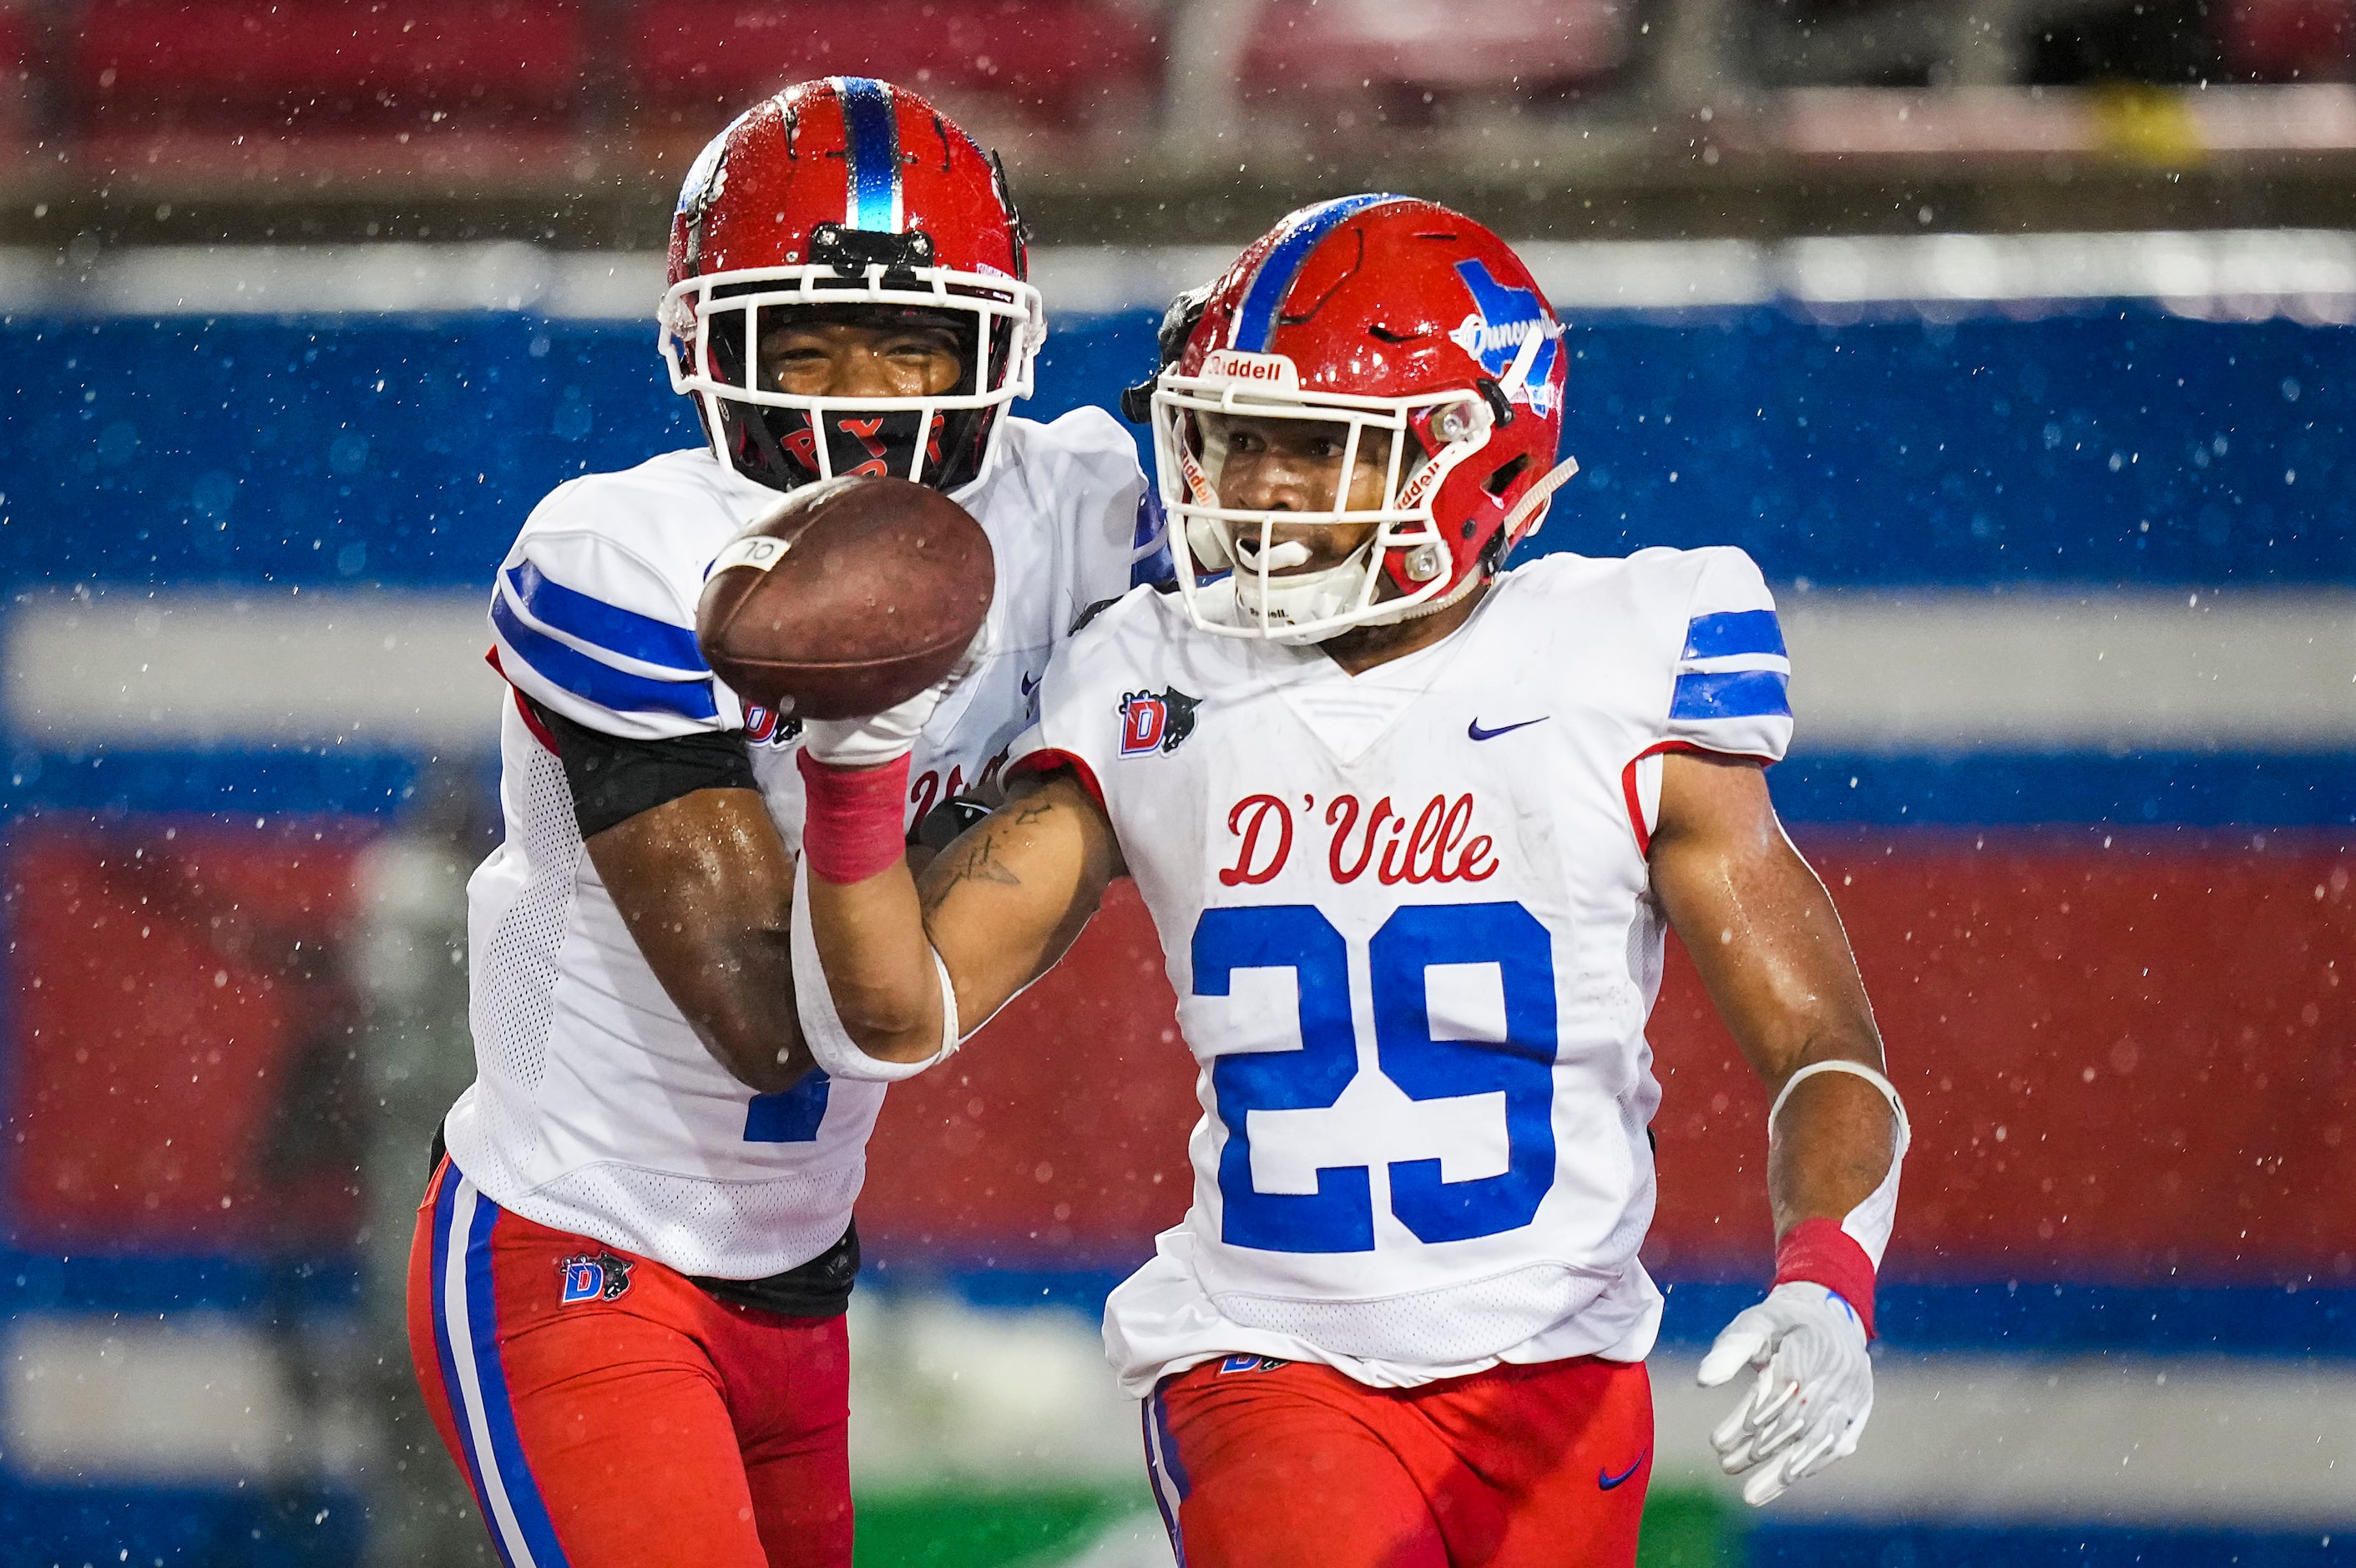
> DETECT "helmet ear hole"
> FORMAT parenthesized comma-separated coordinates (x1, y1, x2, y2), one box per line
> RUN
(1484, 453, 1533, 499)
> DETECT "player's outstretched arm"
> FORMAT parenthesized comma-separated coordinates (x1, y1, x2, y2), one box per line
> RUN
(1648, 752, 1896, 1222)
(584, 787, 812, 1095)
(920, 771, 1125, 1033)
(797, 748, 1122, 1072)
(1647, 750, 1907, 1506)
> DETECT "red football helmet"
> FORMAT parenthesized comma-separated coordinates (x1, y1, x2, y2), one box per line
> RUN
(1149, 195, 1578, 641)
(660, 78, 1044, 494)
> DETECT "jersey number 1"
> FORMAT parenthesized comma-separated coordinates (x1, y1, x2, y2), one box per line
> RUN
(1192, 902, 1559, 1254)
(744, 1072, 829, 1142)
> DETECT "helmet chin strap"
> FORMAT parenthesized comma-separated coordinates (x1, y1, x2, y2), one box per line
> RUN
(1501, 454, 1580, 540)
(1494, 316, 1550, 404)
(1231, 533, 1380, 635)
(1368, 453, 1580, 630)
(1370, 558, 1491, 626)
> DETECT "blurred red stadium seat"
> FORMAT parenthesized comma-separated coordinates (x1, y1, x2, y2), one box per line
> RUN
(0, 5, 32, 137)
(628, 0, 1159, 130)
(72, 0, 589, 131)
(1241, 0, 1622, 99)
(7, 822, 370, 1252)
(2223, 0, 2354, 81)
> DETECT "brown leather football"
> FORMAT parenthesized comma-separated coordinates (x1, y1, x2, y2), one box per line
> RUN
(695, 476, 994, 721)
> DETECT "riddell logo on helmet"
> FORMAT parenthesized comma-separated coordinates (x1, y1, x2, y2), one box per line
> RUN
(1201, 351, 1299, 389)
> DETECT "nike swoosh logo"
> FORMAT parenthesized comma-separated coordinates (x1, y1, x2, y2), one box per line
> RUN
(1598, 1449, 1649, 1491)
(1467, 716, 1547, 742)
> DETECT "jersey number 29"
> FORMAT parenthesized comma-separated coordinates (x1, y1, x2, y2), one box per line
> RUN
(1193, 901, 1558, 1254)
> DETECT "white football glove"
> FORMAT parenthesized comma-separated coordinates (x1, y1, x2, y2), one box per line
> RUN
(1696, 1281, 1873, 1507)
(799, 624, 992, 770)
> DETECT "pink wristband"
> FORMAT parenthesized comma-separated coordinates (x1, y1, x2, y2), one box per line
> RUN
(796, 750, 912, 884)
(1773, 1217, 1878, 1339)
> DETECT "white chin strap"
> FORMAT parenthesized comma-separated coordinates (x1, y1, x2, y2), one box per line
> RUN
(1231, 534, 1385, 637)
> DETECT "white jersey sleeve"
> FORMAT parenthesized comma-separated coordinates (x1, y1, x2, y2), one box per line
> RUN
(1016, 405, 1160, 620)
(487, 478, 742, 742)
(1003, 582, 1150, 795)
(1661, 546, 1792, 762)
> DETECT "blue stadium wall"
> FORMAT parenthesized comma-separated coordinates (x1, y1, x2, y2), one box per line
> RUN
(2, 301, 2353, 1566)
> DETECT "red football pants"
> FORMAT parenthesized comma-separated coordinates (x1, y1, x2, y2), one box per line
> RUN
(1143, 1353, 1652, 1568)
(406, 1157, 852, 1568)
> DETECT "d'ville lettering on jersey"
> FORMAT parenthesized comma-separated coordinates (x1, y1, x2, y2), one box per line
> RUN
(1217, 792, 1500, 888)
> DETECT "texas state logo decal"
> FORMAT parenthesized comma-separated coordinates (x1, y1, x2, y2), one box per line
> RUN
(1449, 260, 1560, 417)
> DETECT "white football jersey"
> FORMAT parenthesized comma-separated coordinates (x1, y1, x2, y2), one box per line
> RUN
(1008, 548, 1791, 1392)
(443, 411, 1156, 1279)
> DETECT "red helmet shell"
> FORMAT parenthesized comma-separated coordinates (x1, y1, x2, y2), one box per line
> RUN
(668, 77, 1024, 291)
(1180, 195, 1569, 597)
(660, 78, 1036, 493)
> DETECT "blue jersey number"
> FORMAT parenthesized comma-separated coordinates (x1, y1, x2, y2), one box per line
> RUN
(1192, 902, 1559, 1254)
(744, 1071, 830, 1142)
(1197, 906, 1370, 1252)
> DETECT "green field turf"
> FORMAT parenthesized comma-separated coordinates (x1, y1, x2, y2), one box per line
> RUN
(851, 1484, 1739, 1566)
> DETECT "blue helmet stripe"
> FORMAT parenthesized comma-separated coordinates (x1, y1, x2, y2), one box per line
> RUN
(1231, 194, 1405, 352)
(837, 76, 901, 232)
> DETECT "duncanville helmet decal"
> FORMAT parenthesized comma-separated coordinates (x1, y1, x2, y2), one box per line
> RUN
(1448, 260, 1560, 418)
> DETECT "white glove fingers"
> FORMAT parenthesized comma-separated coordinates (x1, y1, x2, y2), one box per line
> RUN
(1749, 1369, 1802, 1428)
(1741, 1462, 1792, 1508)
(1709, 1363, 1777, 1459)
(1710, 1404, 1757, 1467)
(1782, 1422, 1848, 1485)
(1829, 1405, 1871, 1463)
(1702, 1281, 1878, 1505)
(1696, 1318, 1772, 1388)
(1746, 1390, 1812, 1463)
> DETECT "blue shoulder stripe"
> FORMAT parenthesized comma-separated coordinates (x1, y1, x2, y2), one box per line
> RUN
(506, 562, 706, 674)
(1130, 490, 1174, 589)
(492, 591, 719, 721)
(1232, 194, 1407, 353)
(1683, 609, 1786, 660)
(1671, 669, 1791, 721)
(1132, 487, 1165, 552)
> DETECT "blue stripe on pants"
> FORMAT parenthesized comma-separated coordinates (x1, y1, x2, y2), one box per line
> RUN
(431, 1169, 574, 1568)
(461, 1186, 574, 1568)
(1142, 1383, 1189, 1564)
(427, 1166, 515, 1568)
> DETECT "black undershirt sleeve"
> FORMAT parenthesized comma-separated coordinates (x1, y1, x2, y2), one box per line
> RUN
(528, 698, 758, 838)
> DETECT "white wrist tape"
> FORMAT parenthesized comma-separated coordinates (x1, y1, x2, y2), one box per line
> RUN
(1770, 1060, 1911, 1267)
(789, 857, 962, 1083)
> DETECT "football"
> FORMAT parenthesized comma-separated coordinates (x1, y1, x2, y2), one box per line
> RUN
(695, 476, 995, 721)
